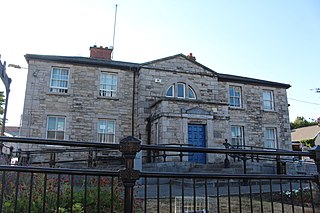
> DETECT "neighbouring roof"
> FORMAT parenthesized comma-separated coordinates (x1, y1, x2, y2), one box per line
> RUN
(5, 126, 20, 137)
(291, 125, 320, 141)
(25, 53, 291, 89)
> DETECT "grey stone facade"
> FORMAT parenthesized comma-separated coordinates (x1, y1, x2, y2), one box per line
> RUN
(20, 50, 291, 164)
(21, 60, 134, 141)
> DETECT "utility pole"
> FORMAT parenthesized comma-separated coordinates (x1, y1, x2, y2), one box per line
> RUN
(0, 55, 12, 136)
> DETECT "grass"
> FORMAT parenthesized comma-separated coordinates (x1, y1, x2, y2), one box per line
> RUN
(142, 193, 320, 213)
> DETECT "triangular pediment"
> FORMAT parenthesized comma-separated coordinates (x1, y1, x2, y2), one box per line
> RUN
(182, 107, 212, 115)
(142, 54, 217, 76)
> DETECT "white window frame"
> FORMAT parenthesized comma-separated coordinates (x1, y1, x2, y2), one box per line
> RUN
(165, 83, 197, 99)
(177, 83, 186, 98)
(264, 127, 277, 149)
(98, 119, 116, 143)
(231, 126, 244, 148)
(263, 90, 274, 111)
(46, 116, 66, 140)
(229, 86, 242, 108)
(50, 67, 69, 93)
(99, 72, 117, 97)
(188, 86, 196, 99)
(166, 85, 174, 97)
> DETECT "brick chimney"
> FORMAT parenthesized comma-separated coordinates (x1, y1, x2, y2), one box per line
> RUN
(90, 45, 113, 60)
(187, 53, 196, 61)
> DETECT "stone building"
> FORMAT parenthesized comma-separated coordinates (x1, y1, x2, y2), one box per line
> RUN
(20, 46, 291, 164)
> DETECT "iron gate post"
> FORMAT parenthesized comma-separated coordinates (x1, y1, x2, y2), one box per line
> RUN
(119, 136, 141, 213)
(87, 150, 93, 168)
(276, 155, 281, 174)
(223, 139, 230, 168)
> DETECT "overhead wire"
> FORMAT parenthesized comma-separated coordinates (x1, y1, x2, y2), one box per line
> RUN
(288, 98, 320, 106)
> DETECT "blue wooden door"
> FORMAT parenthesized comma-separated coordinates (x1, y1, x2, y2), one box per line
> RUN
(188, 124, 206, 164)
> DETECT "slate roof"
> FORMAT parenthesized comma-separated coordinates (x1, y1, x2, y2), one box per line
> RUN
(142, 53, 218, 75)
(25, 53, 291, 89)
(291, 125, 320, 141)
(217, 73, 291, 89)
(25, 54, 140, 71)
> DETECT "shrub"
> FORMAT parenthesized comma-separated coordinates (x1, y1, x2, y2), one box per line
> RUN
(0, 171, 142, 212)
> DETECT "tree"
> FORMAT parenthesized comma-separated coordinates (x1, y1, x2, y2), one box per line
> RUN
(300, 138, 315, 148)
(290, 116, 318, 130)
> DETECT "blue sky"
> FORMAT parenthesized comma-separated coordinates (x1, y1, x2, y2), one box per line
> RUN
(0, 0, 320, 126)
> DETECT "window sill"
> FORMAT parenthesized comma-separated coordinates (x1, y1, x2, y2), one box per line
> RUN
(229, 107, 245, 111)
(263, 109, 276, 113)
(46, 92, 70, 96)
(97, 96, 119, 101)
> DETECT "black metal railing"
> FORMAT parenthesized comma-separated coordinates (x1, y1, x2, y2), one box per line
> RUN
(0, 136, 319, 213)
(145, 143, 194, 163)
(222, 140, 313, 175)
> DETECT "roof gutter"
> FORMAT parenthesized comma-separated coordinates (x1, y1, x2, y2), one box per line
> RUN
(217, 73, 291, 89)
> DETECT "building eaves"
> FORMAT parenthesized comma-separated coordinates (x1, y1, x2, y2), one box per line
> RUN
(142, 53, 218, 75)
(25, 54, 291, 89)
(25, 54, 140, 71)
(217, 73, 291, 89)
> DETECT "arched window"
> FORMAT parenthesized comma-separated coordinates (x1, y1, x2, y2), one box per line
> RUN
(188, 86, 196, 99)
(166, 83, 197, 99)
(166, 85, 174, 97)
(177, 83, 185, 98)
